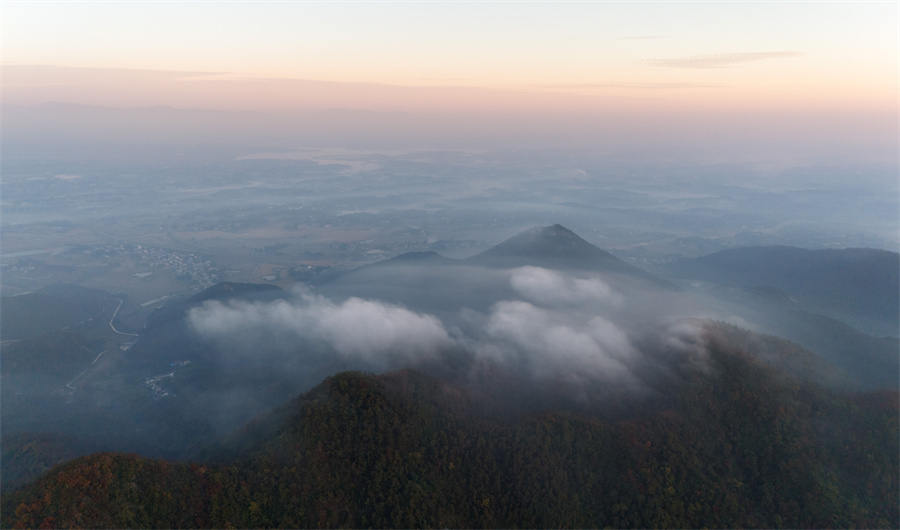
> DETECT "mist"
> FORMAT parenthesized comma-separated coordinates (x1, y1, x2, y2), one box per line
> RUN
(189, 289, 453, 368)
(3, 4, 898, 525)
(185, 265, 754, 403)
(5, 100, 896, 169)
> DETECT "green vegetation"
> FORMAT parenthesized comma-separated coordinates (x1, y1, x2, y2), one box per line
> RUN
(3, 332, 897, 529)
(0, 432, 93, 489)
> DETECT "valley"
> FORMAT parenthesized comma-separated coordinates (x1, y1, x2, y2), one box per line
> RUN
(3, 148, 897, 530)
(3, 3, 897, 526)
(3, 157, 898, 527)
(2, 225, 897, 515)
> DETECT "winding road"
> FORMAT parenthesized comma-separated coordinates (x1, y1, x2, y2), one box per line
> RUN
(65, 299, 139, 392)
(109, 299, 139, 337)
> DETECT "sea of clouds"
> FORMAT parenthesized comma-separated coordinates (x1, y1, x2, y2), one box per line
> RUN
(188, 266, 731, 388)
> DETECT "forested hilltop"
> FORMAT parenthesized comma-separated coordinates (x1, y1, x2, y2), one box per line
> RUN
(3, 323, 897, 529)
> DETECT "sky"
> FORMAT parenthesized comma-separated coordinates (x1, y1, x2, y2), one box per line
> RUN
(3, 2, 897, 114)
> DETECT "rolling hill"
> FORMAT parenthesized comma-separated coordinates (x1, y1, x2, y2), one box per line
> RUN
(664, 246, 899, 336)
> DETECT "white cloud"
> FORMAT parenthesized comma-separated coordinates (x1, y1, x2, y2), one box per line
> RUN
(186, 272, 723, 388)
(509, 266, 623, 309)
(644, 51, 803, 69)
(188, 291, 452, 365)
(313, 296, 452, 360)
(660, 318, 713, 373)
(479, 300, 638, 381)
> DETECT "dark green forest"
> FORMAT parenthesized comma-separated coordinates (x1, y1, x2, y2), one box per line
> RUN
(3, 325, 897, 529)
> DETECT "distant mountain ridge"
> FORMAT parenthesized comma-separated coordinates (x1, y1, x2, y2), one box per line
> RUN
(144, 282, 284, 331)
(356, 250, 458, 270)
(664, 246, 899, 333)
(334, 224, 674, 288)
(317, 225, 677, 316)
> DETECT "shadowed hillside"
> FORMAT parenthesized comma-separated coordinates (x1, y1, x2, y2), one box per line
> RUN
(3, 321, 896, 529)
(467, 225, 674, 287)
(665, 246, 899, 335)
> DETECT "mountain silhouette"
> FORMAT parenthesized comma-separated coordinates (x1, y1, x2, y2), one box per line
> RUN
(469, 225, 630, 269)
(466, 224, 675, 288)
(320, 225, 675, 313)
(664, 246, 899, 335)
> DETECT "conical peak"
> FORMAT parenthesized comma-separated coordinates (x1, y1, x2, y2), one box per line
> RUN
(523, 224, 578, 240)
(466, 225, 675, 288)
(484, 224, 599, 259)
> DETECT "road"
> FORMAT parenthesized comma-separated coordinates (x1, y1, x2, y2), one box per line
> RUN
(109, 299, 139, 337)
(65, 349, 110, 390)
(64, 299, 139, 392)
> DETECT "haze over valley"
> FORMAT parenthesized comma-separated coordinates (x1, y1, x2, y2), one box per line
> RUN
(1, 2, 897, 528)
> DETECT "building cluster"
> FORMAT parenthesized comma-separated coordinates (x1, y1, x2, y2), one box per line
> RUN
(99, 244, 219, 289)
(144, 360, 192, 400)
(145, 371, 174, 400)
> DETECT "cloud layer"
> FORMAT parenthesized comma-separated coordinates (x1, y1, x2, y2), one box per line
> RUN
(509, 266, 623, 309)
(476, 300, 638, 382)
(188, 267, 721, 390)
(644, 51, 803, 69)
(189, 291, 453, 366)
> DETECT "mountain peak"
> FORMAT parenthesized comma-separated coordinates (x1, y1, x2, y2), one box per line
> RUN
(466, 225, 676, 288)
(522, 224, 580, 241)
(468, 225, 619, 267)
(476, 224, 593, 257)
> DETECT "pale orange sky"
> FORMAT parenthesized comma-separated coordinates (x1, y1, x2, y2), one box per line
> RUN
(2, 2, 897, 114)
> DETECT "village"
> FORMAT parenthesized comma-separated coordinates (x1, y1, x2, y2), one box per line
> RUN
(144, 360, 192, 400)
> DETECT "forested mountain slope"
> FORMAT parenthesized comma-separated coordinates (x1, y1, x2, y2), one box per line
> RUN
(3, 322, 896, 529)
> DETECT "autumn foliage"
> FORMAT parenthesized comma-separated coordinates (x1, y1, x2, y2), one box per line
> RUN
(2, 327, 897, 528)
